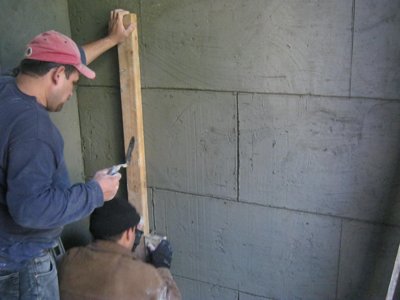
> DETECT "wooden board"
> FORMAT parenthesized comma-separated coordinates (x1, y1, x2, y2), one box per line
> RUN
(387, 244, 400, 300)
(117, 13, 149, 234)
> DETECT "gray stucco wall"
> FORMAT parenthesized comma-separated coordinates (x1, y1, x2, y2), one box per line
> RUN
(145, 2, 400, 298)
(67, 0, 400, 299)
(1, 0, 400, 299)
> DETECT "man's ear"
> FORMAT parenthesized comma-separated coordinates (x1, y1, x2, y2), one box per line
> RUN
(51, 66, 65, 85)
(125, 227, 136, 244)
(127, 227, 136, 240)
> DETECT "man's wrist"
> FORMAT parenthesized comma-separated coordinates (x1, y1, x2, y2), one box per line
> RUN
(104, 35, 119, 48)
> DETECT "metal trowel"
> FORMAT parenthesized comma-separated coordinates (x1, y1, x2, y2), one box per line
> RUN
(107, 136, 135, 175)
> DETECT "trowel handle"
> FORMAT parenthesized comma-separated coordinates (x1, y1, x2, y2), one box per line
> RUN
(107, 165, 119, 176)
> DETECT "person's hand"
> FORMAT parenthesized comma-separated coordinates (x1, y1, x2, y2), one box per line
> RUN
(82, 9, 135, 64)
(149, 239, 173, 269)
(107, 9, 134, 45)
(93, 169, 121, 201)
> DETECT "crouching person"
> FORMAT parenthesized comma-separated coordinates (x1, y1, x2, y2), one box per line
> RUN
(57, 197, 181, 299)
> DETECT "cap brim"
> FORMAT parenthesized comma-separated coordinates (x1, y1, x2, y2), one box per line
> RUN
(75, 63, 96, 79)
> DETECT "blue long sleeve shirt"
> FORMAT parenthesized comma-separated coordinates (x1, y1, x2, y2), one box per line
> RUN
(0, 76, 103, 270)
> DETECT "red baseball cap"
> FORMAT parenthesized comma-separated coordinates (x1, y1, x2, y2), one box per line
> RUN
(24, 30, 95, 79)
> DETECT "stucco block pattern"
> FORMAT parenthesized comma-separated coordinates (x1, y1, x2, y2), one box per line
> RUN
(153, 189, 341, 299)
(141, 0, 352, 96)
(351, 0, 400, 99)
(143, 89, 237, 199)
(239, 93, 400, 223)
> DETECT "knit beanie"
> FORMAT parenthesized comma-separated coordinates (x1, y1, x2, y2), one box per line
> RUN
(90, 198, 141, 239)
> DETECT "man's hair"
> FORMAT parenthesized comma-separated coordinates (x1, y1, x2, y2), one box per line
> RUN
(90, 198, 141, 239)
(93, 227, 135, 242)
(12, 59, 76, 78)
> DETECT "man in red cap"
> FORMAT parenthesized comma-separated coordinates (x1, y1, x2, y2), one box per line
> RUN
(0, 9, 133, 299)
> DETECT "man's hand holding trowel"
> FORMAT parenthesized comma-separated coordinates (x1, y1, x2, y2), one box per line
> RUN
(94, 137, 135, 201)
(93, 169, 121, 201)
(107, 136, 135, 175)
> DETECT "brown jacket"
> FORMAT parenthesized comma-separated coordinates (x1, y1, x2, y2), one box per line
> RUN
(58, 240, 181, 300)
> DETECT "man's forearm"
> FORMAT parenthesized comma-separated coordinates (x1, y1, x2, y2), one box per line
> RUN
(82, 37, 118, 64)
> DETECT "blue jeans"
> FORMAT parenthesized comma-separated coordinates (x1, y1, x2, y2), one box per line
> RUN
(0, 252, 59, 300)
